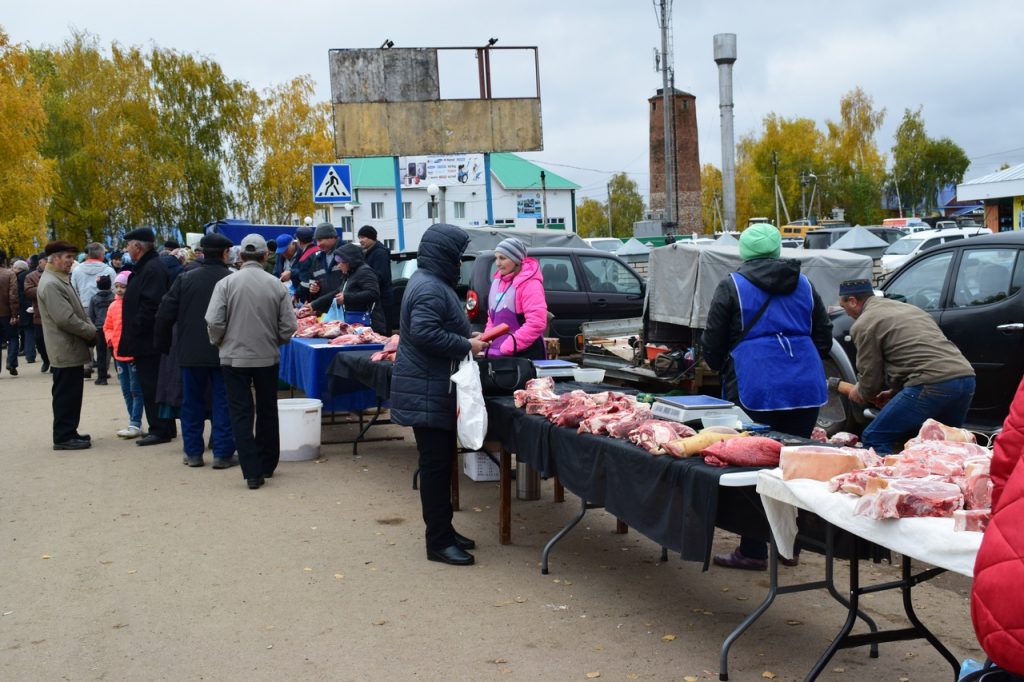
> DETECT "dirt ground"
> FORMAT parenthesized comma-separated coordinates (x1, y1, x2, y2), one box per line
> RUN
(0, 366, 984, 681)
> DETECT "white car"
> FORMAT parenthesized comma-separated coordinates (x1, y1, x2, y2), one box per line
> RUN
(880, 227, 991, 275)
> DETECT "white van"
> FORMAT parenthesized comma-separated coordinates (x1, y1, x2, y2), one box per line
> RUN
(880, 227, 990, 275)
(584, 237, 625, 253)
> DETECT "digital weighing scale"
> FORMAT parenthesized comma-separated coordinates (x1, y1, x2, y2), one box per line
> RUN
(650, 395, 751, 427)
(532, 359, 578, 378)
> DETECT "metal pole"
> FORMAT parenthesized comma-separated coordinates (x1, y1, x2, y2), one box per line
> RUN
(714, 34, 737, 233)
(659, 0, 674, 224)
(772, 151, 781, 229)
(607, 181, 613, 237)
(540, 170, 549, 229)
(393, 157, 405, 251)
(484, 153, 494, 225)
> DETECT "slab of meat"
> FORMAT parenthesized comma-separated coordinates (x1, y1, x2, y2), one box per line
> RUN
(319, 320, 347, 338)
(628, 419, 696, 454)
(963, 457, 993, 510)
(828, 431, 860, 447)
(853, 479, 963, 520)
(295, 321, 323, 338)
(578, 397, 641, 435)
(828, 463, 935, 495)
(781, 445, 868, 481)
(810, 426, 829, 442)
(513, 377, 558, 408)
(605, 404, 654, 438)
(913, 418, 977, 444)
(953, 508, 991, 532)
(382, 334, 399, 353)
(702, 436, 783, 468)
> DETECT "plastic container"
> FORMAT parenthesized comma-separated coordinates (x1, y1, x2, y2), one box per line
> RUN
(645, 343, 670, 361)
(572, 367, 606, 383)
(701, 412, 741, 430)
(278, 398, 322, 461)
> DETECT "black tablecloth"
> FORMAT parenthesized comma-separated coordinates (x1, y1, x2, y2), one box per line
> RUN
(485, 383, 771, 568)
(327, 351, 393, 398)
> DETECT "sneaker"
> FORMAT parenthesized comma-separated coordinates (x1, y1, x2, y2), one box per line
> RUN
(212, 457, 238, 470)
(8, 367, 17, 376)
(183, 455, 204, 467)
(116, 426, 143, 439)
(712, 547, 767, 571)
(94, 378, 108, 385)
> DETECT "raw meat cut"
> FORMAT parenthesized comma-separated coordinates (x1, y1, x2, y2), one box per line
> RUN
(853, 479, 963, 520)
(628, 419, 696, 454)
(701, 436, 783, 468)
(606, 405, 654, 438)
(828, 432, 860, 447)
(513, 377, 557, 408)
(781, 446, 867, 481)
(953, 508, 991, 532)
(914, 418, 977, 444)
(811, 426, 829, 442)
(963, 458, 993, 510)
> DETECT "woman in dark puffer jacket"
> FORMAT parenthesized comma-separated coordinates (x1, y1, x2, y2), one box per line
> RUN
(972, 374, 1024, 675)
(312, 242, 387, 335)
(390, 224, 489, 566)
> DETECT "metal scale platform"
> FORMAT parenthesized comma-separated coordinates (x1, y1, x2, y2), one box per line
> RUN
(650, 395, 751, 427)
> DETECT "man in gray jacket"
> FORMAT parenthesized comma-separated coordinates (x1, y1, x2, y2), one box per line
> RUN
(206, 234, 297, 489)
(37, 241, 98, 450)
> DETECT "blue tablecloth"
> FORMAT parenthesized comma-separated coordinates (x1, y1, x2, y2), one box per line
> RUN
(279, 338, 383, 413)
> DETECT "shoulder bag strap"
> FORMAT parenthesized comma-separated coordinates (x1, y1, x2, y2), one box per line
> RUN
(729, 294, 772, 353)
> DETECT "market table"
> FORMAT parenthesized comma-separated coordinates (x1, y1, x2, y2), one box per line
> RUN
(721, 468, 985, 682)
(326, 351, 395, 456)
(484, 383, 779, 568)
(278, 338, 383, 414)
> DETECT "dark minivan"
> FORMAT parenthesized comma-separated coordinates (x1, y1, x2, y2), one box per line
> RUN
(466, 247, 645, 351)
(829, 230, 1024, 430)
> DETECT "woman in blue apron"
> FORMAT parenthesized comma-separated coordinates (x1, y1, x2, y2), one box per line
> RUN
(701, 224, 833, 571)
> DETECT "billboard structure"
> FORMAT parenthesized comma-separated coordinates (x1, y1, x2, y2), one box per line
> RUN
(328, 47, 543, 158)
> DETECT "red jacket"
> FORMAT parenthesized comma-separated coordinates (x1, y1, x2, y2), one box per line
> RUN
(971, 375, 1024, 673)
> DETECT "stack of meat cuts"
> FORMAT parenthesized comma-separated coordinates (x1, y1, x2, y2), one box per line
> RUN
(824, 419, 992, 527)
(512, 377, 696, 452)
(327, 326, 391, 346)
(370, 335, 399, 362)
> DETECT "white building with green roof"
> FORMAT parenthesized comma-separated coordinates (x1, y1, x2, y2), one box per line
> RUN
(324, 153, 579, 251)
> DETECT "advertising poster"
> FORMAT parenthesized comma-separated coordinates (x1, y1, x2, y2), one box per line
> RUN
(516, 192, 542, 219)
(399, 153, 485, 187)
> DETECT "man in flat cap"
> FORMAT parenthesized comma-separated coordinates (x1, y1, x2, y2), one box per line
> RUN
(357, 225, 395, 332)
(118, 227, 176, 446)
(306, 222, 341, 303)
(36, 241, 97, 450)
(206, 234, 297, 489)
(155, 233, 237, 468)
(838, 279, 976, 453)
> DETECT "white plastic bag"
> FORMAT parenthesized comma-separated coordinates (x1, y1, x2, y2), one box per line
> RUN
(452, 353, 487, 450)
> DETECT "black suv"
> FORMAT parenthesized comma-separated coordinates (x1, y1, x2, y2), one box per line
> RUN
(827, 230, 1024, 431)
(466, 247, 645, 351)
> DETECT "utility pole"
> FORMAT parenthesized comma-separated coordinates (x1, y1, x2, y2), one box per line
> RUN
(540, 170, 549, 229)
(656, 0, 675, 225)
(607, 181, 614, 237)
(772, 151, 780, 229)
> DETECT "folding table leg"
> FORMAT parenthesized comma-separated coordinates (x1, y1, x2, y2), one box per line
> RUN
(719, 538, 783, 681)
(806, 537, 866, 680)
(541, 496, 590, 575)
(899, 557, 960, 676)
(499, 447, 512, 545)
(553, 477, 564, 503)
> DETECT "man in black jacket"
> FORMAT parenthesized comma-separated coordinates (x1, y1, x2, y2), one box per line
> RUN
(281, 225, 317, 303)
(118, 228, 176, 446)
(155, 233, 237, 468)
(357, 225, 395, 332)
(307, 222, 341, 304)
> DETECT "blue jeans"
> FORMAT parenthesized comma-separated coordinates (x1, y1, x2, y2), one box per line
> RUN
(861, 376, 976, 454)
(1, 318, 19, 370)
(180, 366, 235, 459)
(115, 360, 143, 427)
(20, 325, 35, 362)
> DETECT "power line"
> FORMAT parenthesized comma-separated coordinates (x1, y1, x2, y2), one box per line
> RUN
(969, 145, 1024, 161)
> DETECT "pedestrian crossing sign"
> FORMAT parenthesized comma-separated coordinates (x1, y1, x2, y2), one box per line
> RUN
(311, 164, 352, 204)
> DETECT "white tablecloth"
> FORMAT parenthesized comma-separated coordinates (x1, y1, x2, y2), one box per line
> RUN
(756, 468, 982, 577)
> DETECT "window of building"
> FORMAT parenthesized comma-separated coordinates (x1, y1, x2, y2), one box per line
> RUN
(371, 202, 385, 220)
(402, 202, 412, 219)
(454, 202, 466, 219)
(383, 239, 396, 251)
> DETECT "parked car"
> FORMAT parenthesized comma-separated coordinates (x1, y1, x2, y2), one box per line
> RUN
(804, 226, 905, 250)
(465, 247, 645, 351)
(828, 231, 1024, 431)
(880, 226, 990, 275)
(584, 237, 625, 253)
(882, 216, 929, 231)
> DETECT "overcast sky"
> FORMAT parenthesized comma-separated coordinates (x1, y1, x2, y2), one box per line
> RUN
(6, 0, 1023, 206)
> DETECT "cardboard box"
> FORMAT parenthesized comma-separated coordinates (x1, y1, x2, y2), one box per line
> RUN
(463, 451, 500, 482)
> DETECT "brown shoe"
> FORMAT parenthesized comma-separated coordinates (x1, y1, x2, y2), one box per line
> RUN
(713, 547, 767, 571)
(778, 555, 800, 567)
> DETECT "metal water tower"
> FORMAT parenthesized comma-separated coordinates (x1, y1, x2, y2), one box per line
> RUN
(714, 33, 737, 232)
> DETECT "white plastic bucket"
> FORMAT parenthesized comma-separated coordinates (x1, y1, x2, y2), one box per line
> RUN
(278, 398, 322, 461)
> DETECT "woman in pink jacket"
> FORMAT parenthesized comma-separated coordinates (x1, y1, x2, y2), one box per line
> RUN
(482, 238, 548, 359)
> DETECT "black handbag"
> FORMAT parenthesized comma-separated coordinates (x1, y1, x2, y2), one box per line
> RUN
(476, 356, 536, 395)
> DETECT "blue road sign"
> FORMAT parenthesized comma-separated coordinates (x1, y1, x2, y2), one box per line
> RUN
(311, 164, 352, 204)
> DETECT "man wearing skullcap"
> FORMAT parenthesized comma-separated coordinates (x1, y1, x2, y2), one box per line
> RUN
(357, 225, 395, 332)
(837, 278, 975, 454)
(701, 223, 833, 571)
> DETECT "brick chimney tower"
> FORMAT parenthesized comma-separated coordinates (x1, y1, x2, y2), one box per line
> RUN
(649, 89, 702, 234)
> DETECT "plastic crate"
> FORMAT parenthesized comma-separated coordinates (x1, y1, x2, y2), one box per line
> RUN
(462, 451, 500, 482)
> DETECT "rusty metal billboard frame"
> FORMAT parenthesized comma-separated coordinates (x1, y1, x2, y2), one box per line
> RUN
(328, 45, 544, 158)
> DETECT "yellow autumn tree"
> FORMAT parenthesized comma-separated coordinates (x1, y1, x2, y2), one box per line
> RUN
(699, 163, 722, 233)
(0, 29, 55, 256)
(253, 76, 335, 224)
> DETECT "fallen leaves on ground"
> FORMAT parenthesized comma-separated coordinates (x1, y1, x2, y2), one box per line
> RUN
(371, 619, 387, 626)
(762, 672, 777, 679)
(661, 634, 676, 641)
(684, 677, 699, 682)
(786, 620, 802, 626)
(585, 673, 601, 679)
(334, 573, 344, 580)
(41, 555, 51, 560)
